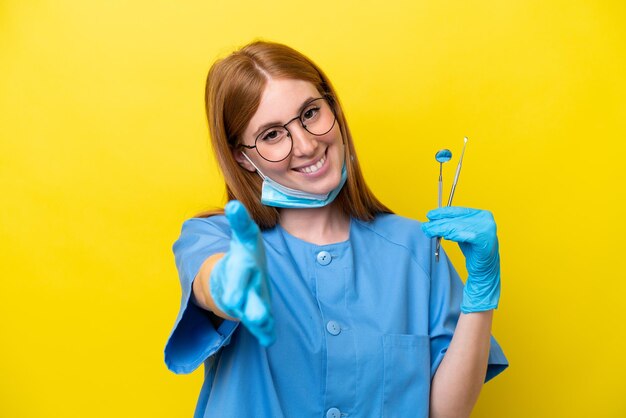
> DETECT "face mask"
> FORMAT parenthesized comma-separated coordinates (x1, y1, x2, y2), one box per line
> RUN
(241, 153, 348, 209)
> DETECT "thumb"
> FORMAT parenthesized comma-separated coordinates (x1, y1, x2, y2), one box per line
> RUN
(225, 200, 260, 245)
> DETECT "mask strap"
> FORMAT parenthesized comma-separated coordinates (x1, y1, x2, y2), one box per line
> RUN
(240, 152, 267, 180)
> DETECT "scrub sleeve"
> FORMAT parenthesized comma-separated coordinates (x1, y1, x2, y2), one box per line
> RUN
(427, 239, 508, 382)
(164, 217, 240, 374)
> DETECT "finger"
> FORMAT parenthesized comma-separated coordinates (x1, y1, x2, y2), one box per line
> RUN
(426, 206, 479, 220)
(421, 219, 478, 243)
(243, 287, 270, 325)
(225, 200, 260, 244)
(242, 288, 275, 346)
(246, 317, 276, 347)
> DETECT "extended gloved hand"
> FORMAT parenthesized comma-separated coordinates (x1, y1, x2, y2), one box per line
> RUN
(210, 200, 276, 346)
(421, 206, 501, 314)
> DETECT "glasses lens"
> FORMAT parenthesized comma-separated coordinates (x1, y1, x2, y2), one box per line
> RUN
(255, 126, 292, 162)
(252, 98, 336, 162)
(300, 98, 336, 136)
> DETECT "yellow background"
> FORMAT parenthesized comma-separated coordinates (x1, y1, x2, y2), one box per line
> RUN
(1, 1, 625, 417)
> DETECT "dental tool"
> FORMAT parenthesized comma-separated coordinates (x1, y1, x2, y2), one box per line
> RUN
(435, 137, 468, 262)
(435, 149, 452, 208)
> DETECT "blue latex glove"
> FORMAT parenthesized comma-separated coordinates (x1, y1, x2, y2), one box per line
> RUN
(210, 200, 276, 346)
(421, 206, 501, 314)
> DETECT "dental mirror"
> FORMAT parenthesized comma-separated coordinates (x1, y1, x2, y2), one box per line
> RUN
(435, 149, 452, 208)
(435, 137, 468, 261)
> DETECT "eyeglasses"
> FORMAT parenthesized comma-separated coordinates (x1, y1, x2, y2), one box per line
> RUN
(239, 97, 337, 162)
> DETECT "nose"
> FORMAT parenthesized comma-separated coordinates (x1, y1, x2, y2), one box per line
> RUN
(288, 124, 318, 157)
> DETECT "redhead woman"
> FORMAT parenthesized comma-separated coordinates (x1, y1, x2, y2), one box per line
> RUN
(165, 41, 508, 418)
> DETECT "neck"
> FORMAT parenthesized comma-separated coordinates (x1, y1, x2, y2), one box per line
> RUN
(278, 202, 350, 245)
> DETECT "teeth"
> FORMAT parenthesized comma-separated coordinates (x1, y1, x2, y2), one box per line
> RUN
(298, 155, 326, 173)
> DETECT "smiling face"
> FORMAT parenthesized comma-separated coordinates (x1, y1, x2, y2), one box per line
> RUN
(234, 78, 345, 197)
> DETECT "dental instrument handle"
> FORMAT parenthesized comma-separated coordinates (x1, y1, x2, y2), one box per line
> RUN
(435, 236, 443, 261)
(436, 167, 442, 261)
(438, 165, 443, 208)
(447, 138, 467, 206)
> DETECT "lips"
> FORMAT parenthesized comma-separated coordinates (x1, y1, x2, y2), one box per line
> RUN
(294, 153, 326, 174)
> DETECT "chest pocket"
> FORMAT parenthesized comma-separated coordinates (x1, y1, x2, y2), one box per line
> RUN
(382, 334, 430, 418)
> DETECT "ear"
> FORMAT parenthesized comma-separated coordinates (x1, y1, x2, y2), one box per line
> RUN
(232, 148, 257, 172)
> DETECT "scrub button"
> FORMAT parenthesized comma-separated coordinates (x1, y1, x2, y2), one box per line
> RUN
(326, 320, 341, 336)
(316, 251, 332, 266)
(326, 407, 341, 418)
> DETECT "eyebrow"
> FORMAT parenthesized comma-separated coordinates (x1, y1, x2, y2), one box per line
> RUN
(252, 96, 317, 138)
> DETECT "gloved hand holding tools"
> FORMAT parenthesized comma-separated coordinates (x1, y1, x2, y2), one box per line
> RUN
(422, 206, 501, 314)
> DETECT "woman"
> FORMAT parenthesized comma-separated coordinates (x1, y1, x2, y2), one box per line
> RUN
(165, 40, 508, 418)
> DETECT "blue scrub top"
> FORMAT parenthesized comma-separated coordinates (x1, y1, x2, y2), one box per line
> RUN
(165, 213, 508, 418)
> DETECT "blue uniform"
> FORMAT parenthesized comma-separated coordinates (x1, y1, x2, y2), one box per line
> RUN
(165, 213, 508, 418)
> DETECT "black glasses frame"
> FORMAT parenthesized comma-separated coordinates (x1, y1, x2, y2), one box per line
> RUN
(238, 96, 337, 163)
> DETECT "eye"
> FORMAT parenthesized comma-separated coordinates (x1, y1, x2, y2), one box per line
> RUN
(259, 127, 287, 143)
(302, 105, 321, 121)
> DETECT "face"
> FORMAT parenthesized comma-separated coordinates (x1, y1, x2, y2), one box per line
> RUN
(235, 78, 345, 197)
